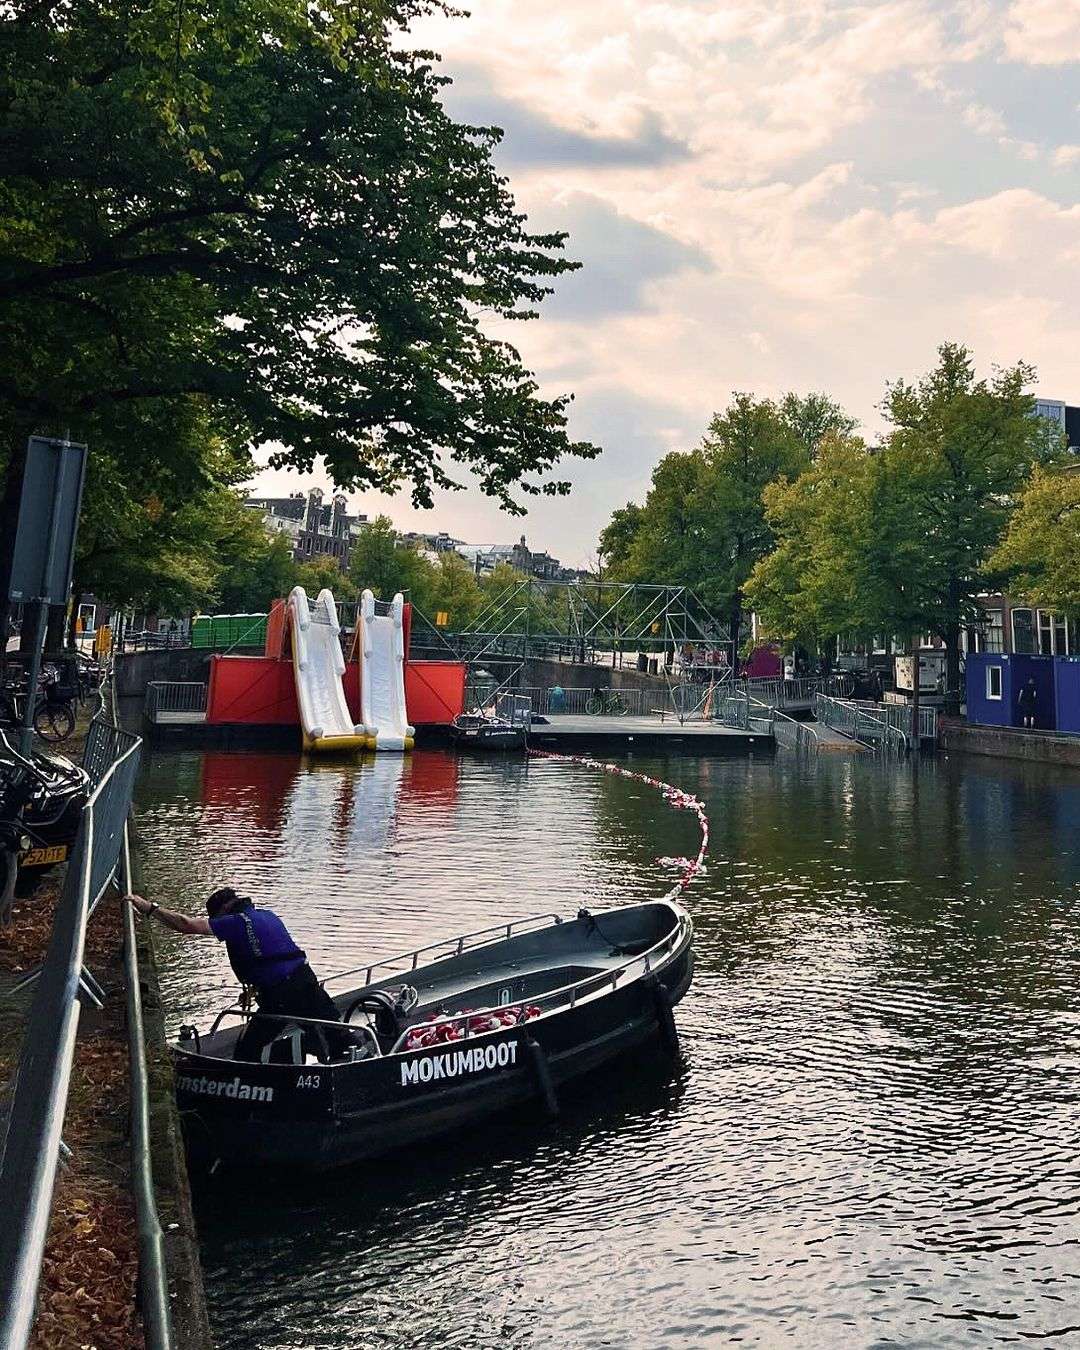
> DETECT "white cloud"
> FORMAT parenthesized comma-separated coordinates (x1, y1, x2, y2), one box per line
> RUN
(290, 0, 1080, 564)
(1003, 0, 1080, 63)
(962, 101, 1006, 137)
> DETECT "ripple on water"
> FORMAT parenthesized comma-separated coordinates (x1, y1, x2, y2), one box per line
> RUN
(133, 749, 1080, 1348)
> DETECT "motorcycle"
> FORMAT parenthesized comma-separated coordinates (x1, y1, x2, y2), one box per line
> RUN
(0, 731, 88, 924)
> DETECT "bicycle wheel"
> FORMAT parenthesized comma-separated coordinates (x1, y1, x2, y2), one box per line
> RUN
(34, 701, 75, 742)
(584, 695, 603, 716)
(610, 695, 629, 717)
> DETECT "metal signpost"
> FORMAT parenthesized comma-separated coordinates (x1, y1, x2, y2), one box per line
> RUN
(5, 437, 87, 754)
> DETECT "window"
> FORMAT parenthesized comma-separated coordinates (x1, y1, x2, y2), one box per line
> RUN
(1012, 608, 1035, 654)
(1038, 609, 1054, 655)
(986, 666, 1003, 700)
(1054, 615, 1068, 655)
(985, 610, 1004, 653)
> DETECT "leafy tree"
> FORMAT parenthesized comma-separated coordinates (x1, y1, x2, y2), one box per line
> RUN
(747, 436, 878, 644)
(598, 502, 646, 574)
(347, 515, 435, 605)
(293, 557, 357, 604)
(0, 0, 597, 511)
(426, 550, 483, 630)
(881, 343, 1046, 711)
(991, 465, 1080, 617)
(779, 392, 858, 459)
(698, 395, 811, 646)
(217, 531, 298, 614)
(597, 393, 837, 647)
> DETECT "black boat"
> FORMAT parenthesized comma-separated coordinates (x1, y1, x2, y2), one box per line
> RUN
(173, 899, 693, 1171)
(448, 712, 527, 751)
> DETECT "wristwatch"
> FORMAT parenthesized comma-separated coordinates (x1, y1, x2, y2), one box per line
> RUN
(147, 902, 160, 916)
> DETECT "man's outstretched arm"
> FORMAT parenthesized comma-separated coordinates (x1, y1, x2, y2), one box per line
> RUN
(124, 893, 213, 935)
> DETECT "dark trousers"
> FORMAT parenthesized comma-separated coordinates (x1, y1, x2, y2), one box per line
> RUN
(234, 964, 354, 1063)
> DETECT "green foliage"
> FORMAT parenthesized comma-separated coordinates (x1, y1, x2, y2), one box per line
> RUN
(0, 0, 597, 509)
(347, 516, 433, 603)
(216, 531, 298, 614)
(880, 343, 1045, 703)
(778, 392, 858, 459)
(747, 436, 877, 642)
(427, 551, 483, 631)
(991, 466, 1080, 616)
(598, 392, 814, 641)
(293, 557, 358, 604)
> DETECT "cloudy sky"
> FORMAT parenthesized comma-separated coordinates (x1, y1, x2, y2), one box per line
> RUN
(251, 0, 1080, 566)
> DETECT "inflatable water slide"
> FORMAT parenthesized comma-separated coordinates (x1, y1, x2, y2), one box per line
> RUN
(287, 586, 368, 753)
(356, 589, 415, 752)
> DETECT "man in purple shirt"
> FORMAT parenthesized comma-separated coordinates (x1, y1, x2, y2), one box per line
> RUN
(125, 886, 352, 1062)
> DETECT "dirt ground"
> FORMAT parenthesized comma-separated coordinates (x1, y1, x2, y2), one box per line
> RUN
(0, 882, 144, 1350)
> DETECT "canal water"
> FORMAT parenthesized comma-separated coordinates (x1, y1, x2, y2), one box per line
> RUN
(134, 749, 1080, 1348)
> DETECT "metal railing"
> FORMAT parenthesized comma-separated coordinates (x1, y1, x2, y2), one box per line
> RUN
(0, 713, 149, 1349)
(746, 694, 819, 754)
(813, 693, 909, 757)
(845, 698, 937, 742)
(325, 911, 565, 990)
(119, 829, 173, 1350)
(144, 681, 208, 722)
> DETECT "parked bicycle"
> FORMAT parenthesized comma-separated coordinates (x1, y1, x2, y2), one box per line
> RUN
(0, 666, 78, 743)
(585, 688, 628, 717)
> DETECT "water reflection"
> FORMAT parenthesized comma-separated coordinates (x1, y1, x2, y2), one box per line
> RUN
(133, 749, 1080, 1347)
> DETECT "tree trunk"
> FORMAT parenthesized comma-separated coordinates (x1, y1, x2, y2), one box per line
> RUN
(729, 595, 742, 655)
(943, 629, 962, 717)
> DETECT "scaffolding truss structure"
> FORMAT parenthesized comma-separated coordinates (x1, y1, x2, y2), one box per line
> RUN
(410, 578, 735, 672)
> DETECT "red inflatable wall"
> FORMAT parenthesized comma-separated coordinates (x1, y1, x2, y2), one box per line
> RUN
(405, 661, 466, 724)
(206, 655, 299, 724)
(206, 653, 466, 726)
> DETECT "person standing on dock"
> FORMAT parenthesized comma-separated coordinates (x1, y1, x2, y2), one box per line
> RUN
(124, 887, 354, 1062)
(1017, 677, 1038, 730)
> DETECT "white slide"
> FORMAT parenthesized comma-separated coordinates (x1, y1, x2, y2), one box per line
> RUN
(359, 589, 415, 752)
(288, 586, 368, 753)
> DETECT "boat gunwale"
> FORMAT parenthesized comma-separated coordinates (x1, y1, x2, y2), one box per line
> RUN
(173, 900, 692, 1069)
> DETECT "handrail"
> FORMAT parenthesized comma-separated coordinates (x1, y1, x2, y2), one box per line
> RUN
(389, 910, 691, 1048)
(324, 911, 564, 989)
(120, 828, 173, 1350)
(0, 711, 144, 1350)
(813, 693, 909, 757)
(747, 694, 819, 754)
(185, 909, 692, 1066)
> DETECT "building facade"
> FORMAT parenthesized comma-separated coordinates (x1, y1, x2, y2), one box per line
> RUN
(245, 488, 368, 571)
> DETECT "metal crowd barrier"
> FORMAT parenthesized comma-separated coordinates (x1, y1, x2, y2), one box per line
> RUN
(0, 711, 172, 1349)
(813, 693, 909, 757)
(144, 680, 208, 722)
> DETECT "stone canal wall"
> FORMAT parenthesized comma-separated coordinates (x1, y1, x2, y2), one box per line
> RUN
(942, 720, 1080, 766)
(131, 841, 215, 1350)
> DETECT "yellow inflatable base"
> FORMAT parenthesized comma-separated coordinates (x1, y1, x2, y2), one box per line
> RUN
(303, 733, 369, 754)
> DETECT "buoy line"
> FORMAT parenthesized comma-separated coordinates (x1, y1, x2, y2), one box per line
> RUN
(526, 748, 709, 901)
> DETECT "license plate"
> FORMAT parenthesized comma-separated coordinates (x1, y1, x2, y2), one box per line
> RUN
(21, 845, 68, 867)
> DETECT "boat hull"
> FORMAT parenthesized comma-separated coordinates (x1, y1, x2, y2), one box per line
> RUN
(175, 931, 692, 1171)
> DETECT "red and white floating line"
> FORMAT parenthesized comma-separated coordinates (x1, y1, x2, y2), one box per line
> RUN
(527, 748, 709, 901)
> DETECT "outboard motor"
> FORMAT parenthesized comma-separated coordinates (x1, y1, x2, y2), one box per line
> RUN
(346, 986, 417, 1050)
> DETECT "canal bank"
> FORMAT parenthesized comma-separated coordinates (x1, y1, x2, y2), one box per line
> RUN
(0, 880, 211, 1350)
(943, 718, 1080, 766)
